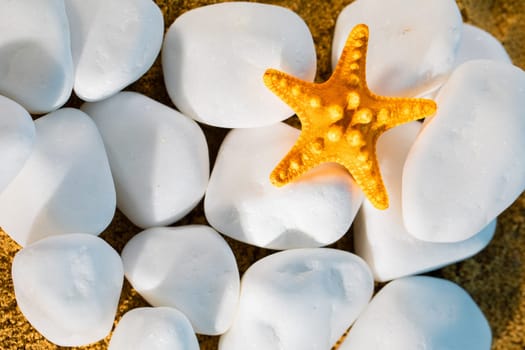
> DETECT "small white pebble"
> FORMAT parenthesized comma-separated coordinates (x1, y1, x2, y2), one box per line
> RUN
(0, 95, 35, 194)
(122, 225, 240, 335)
(12, 233, 123, 346)
(162, 2, 316, 127)
(219, 248, 374, 350)
(0, 108, 116, 246)
(403, 60, 525, 242)
(82, 91, 209, 228)
(454, 23, 511, 68)
(109, 307, 199, 350)
(65, 0, 164, 101)
(340, 276, 491, 349)
(354, 122, 495, 281)
(0, 0, 73, 113)
(205, 123, 363, 249)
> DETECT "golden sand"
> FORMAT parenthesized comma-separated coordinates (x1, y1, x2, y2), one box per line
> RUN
(0, 1, 524, 349)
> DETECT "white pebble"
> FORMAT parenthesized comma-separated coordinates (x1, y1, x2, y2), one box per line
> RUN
(454, 24, 511, 67)
(12, 233, 123, 346)
(121, 225, 240, 335)
(65, 0, 163, 101)
(0, 96, 35, 193)
(109, 307, 199, 350)
(0, 108, 116, 247)
(354, 122, 495, 281)
(219, 248, 374, 350)
(0, 0, 73, 113)
(403, 60, 525, 242)
(340, 276, 491, 350)
(205, 123, 363, 249)
(421, 24, 512, 99)
(82, 92, 208, 228)
(162, 2, 316, 127)
(333, 0, 462, 97)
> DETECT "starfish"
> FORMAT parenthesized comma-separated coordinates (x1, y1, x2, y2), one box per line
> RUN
(263, 24, 437, 210)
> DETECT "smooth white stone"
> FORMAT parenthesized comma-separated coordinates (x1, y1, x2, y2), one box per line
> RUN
(205, 123, 363, 250)
(219, 248, 374, 350)
(65, 0, 163, 101)
(333, 0, 462, 97)
(162, 2, 316, 127)
(109, 307, 199, 350)
(354, 122, 495, 282)
(82, 92, 208, 228)
(455, 24, 511, 67)
(0, 96, 35, 193)
(12, 233, 124, 347)
(0, 108, 116, 247)
(0, 0, 73, 113)
(420, 24, 512, 100)
(340, 276, 491, 350)
(403, 60, 525, 242)
(121, 225, 240, 335)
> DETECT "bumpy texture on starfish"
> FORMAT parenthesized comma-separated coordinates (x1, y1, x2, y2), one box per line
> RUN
(263, 24, 437, 210)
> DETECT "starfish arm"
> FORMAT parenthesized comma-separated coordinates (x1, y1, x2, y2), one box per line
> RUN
(341, 149, 389, 209)
(369, 95, 437, 129)
(331, 24, 370, 90)
(263, 69, 320, 115)
(270, 136, 324, 186)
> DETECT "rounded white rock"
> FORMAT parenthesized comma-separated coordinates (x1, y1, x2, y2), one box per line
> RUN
(219, 248, 374, 350)
(108, 307, 199, 350)
(340, 276, 491, 350)
(354, 122, 495, 282)
(454, 24, 511, 68)
(65, 0, 164, 101)
(0, 108, 116, 247)
(0, 0, 73, 113)
(121, 225, 240, 335)
(82, 91, 209, 228)
(204, 123, 363, 250)
(162, 2, 316, 127)
(0, 96, 36, 193)
(12, 233, 124, 347)
(403, 60, 525, 242)
(332, 0, 462, 97)
(421, 24, 512, 100)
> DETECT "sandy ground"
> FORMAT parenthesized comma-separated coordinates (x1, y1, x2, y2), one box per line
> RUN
(1, 0, 524, 349)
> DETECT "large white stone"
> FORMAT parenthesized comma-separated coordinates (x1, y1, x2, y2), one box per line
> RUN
(82, 92, 208, 228)
(340, 276, 491, 350)
(333, 0, 462, 98)
(454, 24, 511, 68)
(12, 233, 124, 347)
(162, 2, 316, 127)
(403, 60, 525, 242)
(121, 225, 240, 335)
(0, 108, 116, 246)
(0, 0, 73, 113)
(109, 307, 199, 350)
(205, 123, 363, 250)
(422, 23, 512, 99)
(65, 0, 163, 101)
(0, 96, 35, 193)
(354, 122, 495, 282)
(420, 24, 512, 100)
(219, 248, 374, 350)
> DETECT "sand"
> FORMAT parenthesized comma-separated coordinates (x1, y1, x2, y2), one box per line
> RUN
(0, 0, 524, 349)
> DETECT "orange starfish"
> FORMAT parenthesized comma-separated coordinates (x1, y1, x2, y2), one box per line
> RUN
(263, 24, 437, 209)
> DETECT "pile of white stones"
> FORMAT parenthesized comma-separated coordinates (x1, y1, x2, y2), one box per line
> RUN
(1, 0, 524, 349)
